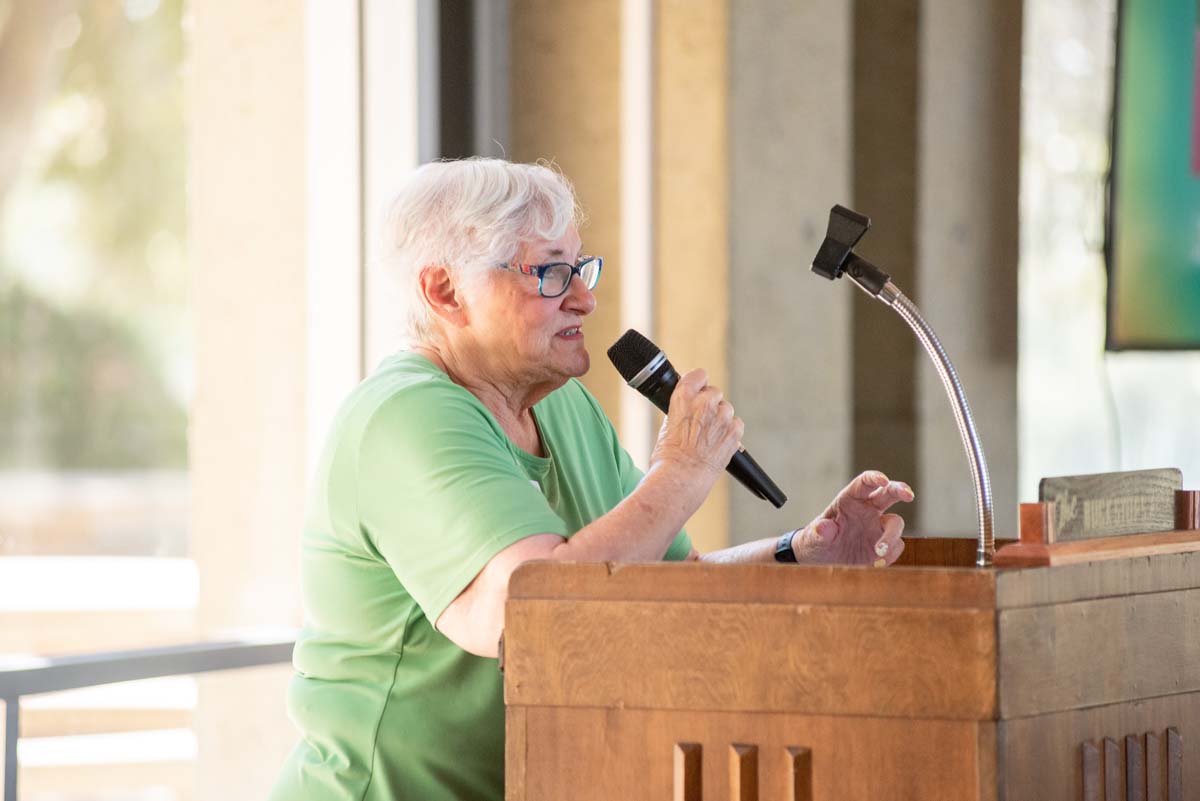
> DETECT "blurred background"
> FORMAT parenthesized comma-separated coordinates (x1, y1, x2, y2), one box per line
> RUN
(1, 0, 1198, 798)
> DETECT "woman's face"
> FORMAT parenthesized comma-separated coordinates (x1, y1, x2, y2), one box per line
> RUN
(462, 224, 597, 389)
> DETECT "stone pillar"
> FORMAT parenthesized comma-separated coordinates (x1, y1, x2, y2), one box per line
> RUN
(654, 0, 730, 551)
(916, 0, 1021, 538)
(852, 0, 920, 519)
(189, 1, 309, 797)
(510, 0, 625, 424)
(509, 0, 735, 550)
(728, 0, 856, 543)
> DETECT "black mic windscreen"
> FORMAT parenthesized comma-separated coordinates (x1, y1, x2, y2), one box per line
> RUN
(607, 329, 661, 383)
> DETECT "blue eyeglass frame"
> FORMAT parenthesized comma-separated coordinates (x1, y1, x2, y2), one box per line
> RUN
(496, 255, 603, 298)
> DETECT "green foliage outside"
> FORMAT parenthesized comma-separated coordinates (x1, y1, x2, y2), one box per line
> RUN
(0, 0, 188, 470)
(0, 280, 188, 468)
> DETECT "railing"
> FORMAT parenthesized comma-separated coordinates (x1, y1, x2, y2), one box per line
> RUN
(0, 634, 295, 801)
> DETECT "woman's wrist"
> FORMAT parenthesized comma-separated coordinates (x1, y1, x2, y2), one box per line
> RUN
(648, 448, 723, 486)
(642, 457, 718, 515)
(789, 520, 840, 565)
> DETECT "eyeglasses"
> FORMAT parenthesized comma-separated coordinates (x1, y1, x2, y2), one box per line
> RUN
(497, 255, 603, 298)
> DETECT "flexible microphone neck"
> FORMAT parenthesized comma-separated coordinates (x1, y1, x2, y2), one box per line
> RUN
(811, 204, 995, 566)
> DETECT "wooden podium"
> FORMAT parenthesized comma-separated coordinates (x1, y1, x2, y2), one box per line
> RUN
(503, 533, 1200, 800)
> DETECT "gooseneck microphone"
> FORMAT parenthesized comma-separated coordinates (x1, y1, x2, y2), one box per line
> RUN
(607, 329, 788, 508)
(812, 204, 994, 566)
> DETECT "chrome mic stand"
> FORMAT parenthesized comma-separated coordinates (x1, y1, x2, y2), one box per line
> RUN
(810, 205, 995, 567)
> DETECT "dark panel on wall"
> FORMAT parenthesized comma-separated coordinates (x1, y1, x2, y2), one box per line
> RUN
(438, 0, 475, 159)
(851, 0, 921, 525)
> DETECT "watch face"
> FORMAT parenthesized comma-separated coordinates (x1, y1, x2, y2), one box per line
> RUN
(775, 531, 798, 563)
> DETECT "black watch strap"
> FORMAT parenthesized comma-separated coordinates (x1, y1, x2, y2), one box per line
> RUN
(774, 529, 799, 563)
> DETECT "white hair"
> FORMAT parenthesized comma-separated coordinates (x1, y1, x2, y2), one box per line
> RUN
(380, 158, 583, 344)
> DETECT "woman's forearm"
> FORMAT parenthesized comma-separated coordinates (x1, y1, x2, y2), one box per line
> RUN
(550, 460, 714, 563)
(697, 537, 778, 564)
(699, 527, 839, 565)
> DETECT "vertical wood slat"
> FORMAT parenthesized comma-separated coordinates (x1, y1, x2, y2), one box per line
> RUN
(787, 746, 813, 801)
(1145, 732, 1162, 801)
(1082, 741, 1102, 801)
(1126, 734, 1146, 801)
(1020, 501, 1056, 544)
(1176, 490, 1200, 530)
(729, 744, 758, 801)
(505, 707, 527, 801)
(674, 742, 702, 801)
(1166, 728, 1182, 801)
(1104, 738, 1122, 801)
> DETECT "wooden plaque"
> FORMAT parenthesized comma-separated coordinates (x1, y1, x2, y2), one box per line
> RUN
(1038, 468, 1182, 542)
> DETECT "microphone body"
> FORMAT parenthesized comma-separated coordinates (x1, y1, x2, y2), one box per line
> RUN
(608, 331, 788, 508)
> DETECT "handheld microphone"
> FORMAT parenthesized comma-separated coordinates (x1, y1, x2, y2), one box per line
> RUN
(607, 329, 788, 508)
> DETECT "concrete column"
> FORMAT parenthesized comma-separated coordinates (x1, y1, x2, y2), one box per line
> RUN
(916, 0, 1021, 538)
(655, 0, 730, 551)
(851, 0, 920, 519)
(509, 0, 735, 550)
(728, 0, 855, 543)
(189, 1, 309, 797)
(510, 0, 625, 423)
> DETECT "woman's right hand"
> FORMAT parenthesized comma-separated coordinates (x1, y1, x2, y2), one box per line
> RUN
(649, 368, 744, 484)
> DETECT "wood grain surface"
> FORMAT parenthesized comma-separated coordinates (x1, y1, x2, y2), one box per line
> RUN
(1167, 727, 1183, 801)
(1179, 490, 1200, 530)
(1039, 468, 1182, 541)
(1125, 733, 1145, 801)
(1081, 740, 1101, 801)
(999, 692, 1197, 801)
(892, 536, 1016, 567)
(1104, 737, 1121, 800)
(508, 556, 999, 608)
(730, 744, 758, 801)
(994, 529, 1200, 569)
(787, 746, 813, 801)
(674, 742, 702, 801)
(505, 599, 997, 719)
(1019, 502, 1057, 544)
(508, 548, 1200, 610)
(506, 706, 994, 801)
(504, 551, 1200, 799)
(505, 706, 526, 801)
(995, 550, 1200, 608)
(999, 588, 1200, 718)
(1146, 731, 1162, 801)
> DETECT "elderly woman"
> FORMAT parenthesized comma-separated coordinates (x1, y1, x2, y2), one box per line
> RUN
(270, 158, 912, 801)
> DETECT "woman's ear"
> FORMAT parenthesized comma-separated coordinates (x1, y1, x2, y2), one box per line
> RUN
(418, 265, 468, 327)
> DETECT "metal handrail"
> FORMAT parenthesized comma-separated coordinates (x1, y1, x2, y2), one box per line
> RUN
(1, 634, 296, 801)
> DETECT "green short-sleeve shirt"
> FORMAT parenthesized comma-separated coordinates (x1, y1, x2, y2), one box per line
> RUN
(270, 353, 691, 801)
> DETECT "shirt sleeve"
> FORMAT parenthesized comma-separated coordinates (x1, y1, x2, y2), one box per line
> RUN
(356, 384, 569, 623)
(576, 381, 694, 561)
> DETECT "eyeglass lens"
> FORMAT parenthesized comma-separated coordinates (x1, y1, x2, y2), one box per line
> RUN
(541, 259, 599, 297)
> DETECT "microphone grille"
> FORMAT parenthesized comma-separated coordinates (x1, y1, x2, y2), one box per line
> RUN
(607, 329, 661, 382)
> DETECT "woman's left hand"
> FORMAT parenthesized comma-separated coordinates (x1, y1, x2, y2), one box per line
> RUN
(791, 471, 915, 566)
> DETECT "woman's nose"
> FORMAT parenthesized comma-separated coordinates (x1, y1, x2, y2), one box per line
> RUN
(562, 274, 596, 315)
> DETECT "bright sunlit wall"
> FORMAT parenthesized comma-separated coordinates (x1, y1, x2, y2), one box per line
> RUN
(1019, 0, 1200, 500)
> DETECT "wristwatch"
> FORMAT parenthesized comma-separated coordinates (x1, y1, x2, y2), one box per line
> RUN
(774, 529, 799, 563)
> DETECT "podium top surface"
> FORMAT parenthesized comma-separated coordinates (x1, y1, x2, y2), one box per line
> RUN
(508, 546, 1200, 611)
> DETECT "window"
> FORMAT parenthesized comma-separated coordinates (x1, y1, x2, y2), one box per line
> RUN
(1019, 0, 1200, 497)
(1, 2, 194, 796)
